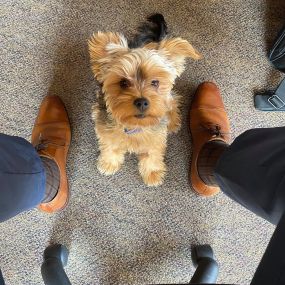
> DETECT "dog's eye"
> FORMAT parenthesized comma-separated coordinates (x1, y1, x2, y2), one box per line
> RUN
(151, 80, 159, 88)
(120, 79, 130, 88)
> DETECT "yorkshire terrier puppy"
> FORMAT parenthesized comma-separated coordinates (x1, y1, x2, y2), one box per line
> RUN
(88, 14, 201, 186)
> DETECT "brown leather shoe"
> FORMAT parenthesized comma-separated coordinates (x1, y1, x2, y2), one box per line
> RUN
(190, 82, 230, 196)
(31, 96, 71, 212)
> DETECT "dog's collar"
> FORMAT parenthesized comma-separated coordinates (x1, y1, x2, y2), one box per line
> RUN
(124, 128, 143, 135)
(123, 117, 169, 135)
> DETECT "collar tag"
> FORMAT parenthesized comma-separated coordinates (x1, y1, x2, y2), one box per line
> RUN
(124, 128, 143, 135)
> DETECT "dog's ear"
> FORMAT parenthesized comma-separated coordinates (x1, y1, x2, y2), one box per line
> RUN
(88, 32, 128, 82)
(160, 38, 201, 59)
(148, 37, 201, 77)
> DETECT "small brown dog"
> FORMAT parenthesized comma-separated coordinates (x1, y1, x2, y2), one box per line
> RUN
(88, 14, 201, 186)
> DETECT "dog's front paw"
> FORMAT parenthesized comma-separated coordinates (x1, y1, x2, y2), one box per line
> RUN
(97, 157, 122, 175)
(142, 170, 165, 187)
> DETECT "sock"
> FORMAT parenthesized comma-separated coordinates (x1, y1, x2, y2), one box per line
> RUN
(40, 156, 60, 203)
(197, 140, 229, 186)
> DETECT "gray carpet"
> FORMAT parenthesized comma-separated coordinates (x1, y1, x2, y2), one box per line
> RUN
(1, 0, 284, 284)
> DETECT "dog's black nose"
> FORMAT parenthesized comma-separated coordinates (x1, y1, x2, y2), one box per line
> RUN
(134, 98, 149, 112)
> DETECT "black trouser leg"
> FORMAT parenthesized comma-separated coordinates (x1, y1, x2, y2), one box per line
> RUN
(41, 244, 71, 285)
(215, 127, 285, 225)
(251, 213, 285, 285)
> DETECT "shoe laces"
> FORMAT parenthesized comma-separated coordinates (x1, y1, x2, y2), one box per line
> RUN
(35, 133, 65, 151)
(198, 123, 230, 139)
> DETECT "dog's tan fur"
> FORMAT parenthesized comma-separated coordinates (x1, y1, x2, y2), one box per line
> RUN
(88, 31, 200, 186)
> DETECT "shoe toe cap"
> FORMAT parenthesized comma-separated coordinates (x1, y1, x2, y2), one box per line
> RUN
(192, 82, 225, 109)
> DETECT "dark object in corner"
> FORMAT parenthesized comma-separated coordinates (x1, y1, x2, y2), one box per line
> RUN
(269, 25, 285, 73)
(0, 269, 5, 285)
(255, 25, 285, 111)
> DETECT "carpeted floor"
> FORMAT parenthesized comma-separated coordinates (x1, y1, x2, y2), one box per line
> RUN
(1, 0, 285, 284)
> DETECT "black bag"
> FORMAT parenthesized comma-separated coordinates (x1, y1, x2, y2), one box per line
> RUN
(269, 26, 285, 73)
(254, 25, 285, 111)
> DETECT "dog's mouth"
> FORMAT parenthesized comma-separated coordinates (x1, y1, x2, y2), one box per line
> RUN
(135, 114, 146, 119)
(120, 114, 160, 128)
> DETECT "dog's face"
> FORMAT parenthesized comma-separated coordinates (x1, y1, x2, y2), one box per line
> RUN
(89, 32, 201, 128)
